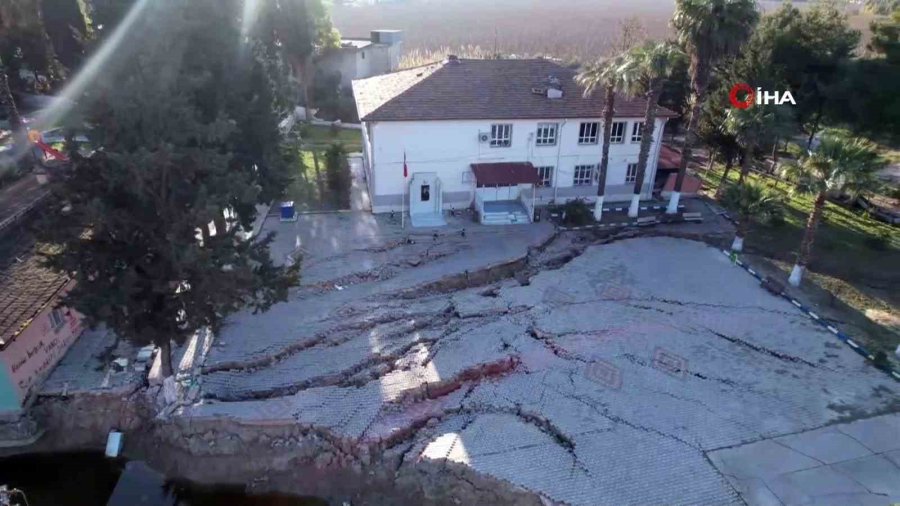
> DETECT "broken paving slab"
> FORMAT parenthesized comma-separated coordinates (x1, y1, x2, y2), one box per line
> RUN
(831, 454, 900, 496)
(774, 427, 873, 464)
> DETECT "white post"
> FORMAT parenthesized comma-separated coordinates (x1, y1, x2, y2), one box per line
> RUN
(402, 150, 407, 229)
(531, 185, 536, 222)
(731, 235, 744, 252)
(788, 264, 804, 286)
(593, 195, 604, 222)
(666, 191, 681, 214)
(628, 194, 640, 218)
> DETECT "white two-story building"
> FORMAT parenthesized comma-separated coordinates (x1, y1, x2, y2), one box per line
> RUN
(352, 57, 677, 226)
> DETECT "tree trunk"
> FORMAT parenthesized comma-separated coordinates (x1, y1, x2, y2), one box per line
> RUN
(594, 84, 616, 222)
(770, 137, 779, 175)
(790, 191, 826, 286)
(715, 158, 734, 199)
(737, 144, 753, 185)
(731, 221, 746, 252)
(667, 72, 709, 214)
(294, 54, 315, 122)
(1, 64, 32, 170)
(798, 191, 826, 269)
(312, 149, 325, 204)
(0, 66, 23, 133)
(629, 82, 663, 218)
(158, 339, 174, 378)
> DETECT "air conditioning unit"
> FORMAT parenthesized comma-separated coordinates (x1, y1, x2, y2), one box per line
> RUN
(478, 132, 490, 143)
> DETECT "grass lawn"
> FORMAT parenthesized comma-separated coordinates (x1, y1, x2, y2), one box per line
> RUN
(283, 148, 333, 211)
(298, 124, 363, 152)
(698, 165, 900, 360)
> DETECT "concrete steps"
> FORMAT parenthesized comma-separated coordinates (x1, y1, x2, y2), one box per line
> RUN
(481, 211, 530, 225)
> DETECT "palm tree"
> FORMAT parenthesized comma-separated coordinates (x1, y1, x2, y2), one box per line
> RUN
(783, 130, 886, 286)
(666, 0, 760, 214)
(577, 54, 627, 222)
(723, 104, 786, 188)
(720, 182, 781, 252)
(618, 41, 686, 218)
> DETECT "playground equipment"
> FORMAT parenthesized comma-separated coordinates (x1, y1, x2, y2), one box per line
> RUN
(28, 129, 68, 161)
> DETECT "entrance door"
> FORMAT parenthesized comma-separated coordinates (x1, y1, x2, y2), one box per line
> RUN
(408, 172, 442, 216)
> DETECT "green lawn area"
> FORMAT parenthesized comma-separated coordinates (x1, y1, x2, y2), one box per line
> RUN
(298, 124, 362, 152)
(282, 126, 359, 211)
(282, 148, 335, 212)
(698, 165, 900, 360)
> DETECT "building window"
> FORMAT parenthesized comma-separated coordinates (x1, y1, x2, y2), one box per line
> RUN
(573, 164, 596, 186)
(535, 123, 558, 146)
(578, 122, 599, 144)
(49, 308, 65, 331)
(631, 122, 644, 143)
(536, 166, 554, 187)
(421, 184, 431, 202)
(610, 122, 626, 143)
(625, 163, 639, 184)
(490, 124, 512, 147)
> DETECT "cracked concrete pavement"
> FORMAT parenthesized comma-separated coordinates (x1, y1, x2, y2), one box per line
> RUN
(180, 216, 899, 506)
(709, 414, 900, 505)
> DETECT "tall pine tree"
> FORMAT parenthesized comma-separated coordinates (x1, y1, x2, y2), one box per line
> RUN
(37, 0, 299, 377)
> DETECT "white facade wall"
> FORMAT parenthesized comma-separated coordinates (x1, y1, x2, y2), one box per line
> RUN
(363, 117, 668, 213)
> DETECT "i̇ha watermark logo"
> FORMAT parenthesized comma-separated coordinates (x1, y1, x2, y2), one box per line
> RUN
(729, 83, 796, 109)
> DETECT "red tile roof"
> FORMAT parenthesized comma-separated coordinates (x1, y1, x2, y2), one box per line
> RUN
(471, 162, 541, 187)
(353, 58, 679, 122)
(659, 144, 683, 170)
(0, 228, 70, 349)
(662, 173, 702, 194)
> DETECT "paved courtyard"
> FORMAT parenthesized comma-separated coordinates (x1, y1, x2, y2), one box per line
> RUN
(182, 225, 899, 505)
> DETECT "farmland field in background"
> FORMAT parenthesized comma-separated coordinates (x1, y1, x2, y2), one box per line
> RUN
(332, 0, 878, 66)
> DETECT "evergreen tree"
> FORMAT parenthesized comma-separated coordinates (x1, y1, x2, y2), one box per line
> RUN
(256, 0, 341, 120)
(758, 2, 860, 147)
(37, 0, 299, 377)
(324, 142, 350, 209)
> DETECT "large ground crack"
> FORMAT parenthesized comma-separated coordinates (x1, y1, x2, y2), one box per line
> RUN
(702, 327, 821, 369)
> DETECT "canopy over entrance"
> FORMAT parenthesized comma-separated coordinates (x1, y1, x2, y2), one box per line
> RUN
(471, 162, 540, 187)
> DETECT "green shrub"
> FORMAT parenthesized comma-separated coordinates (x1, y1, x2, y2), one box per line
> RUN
(872, 351, 891, 371)
(324, 142, 351, 209)
(561, 198, 593, 226)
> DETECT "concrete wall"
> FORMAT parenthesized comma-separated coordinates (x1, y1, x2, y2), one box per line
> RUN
(320, 44, 399, 88)
(0, 285, 83, 414)
(364, 117, 667, 213)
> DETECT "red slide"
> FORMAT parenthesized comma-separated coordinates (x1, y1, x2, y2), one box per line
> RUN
(33, 140, 69, 161)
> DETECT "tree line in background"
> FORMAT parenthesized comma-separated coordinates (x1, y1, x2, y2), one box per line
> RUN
(0, 0, 346, 377)
(576, 0, 894, 287)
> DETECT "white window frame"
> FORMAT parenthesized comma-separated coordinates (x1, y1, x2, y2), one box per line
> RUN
(610, 121, 626, 144)
(573, 164, 596, 186)
(578, 122, 600, 144)
(536, 166, 554, 187)
(49, 308, 65, 331)
(535, 123, 558, 146)
(625, 163, 639, 184)
(490, 124, 512, 148)
(631, 122, 644, 143)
